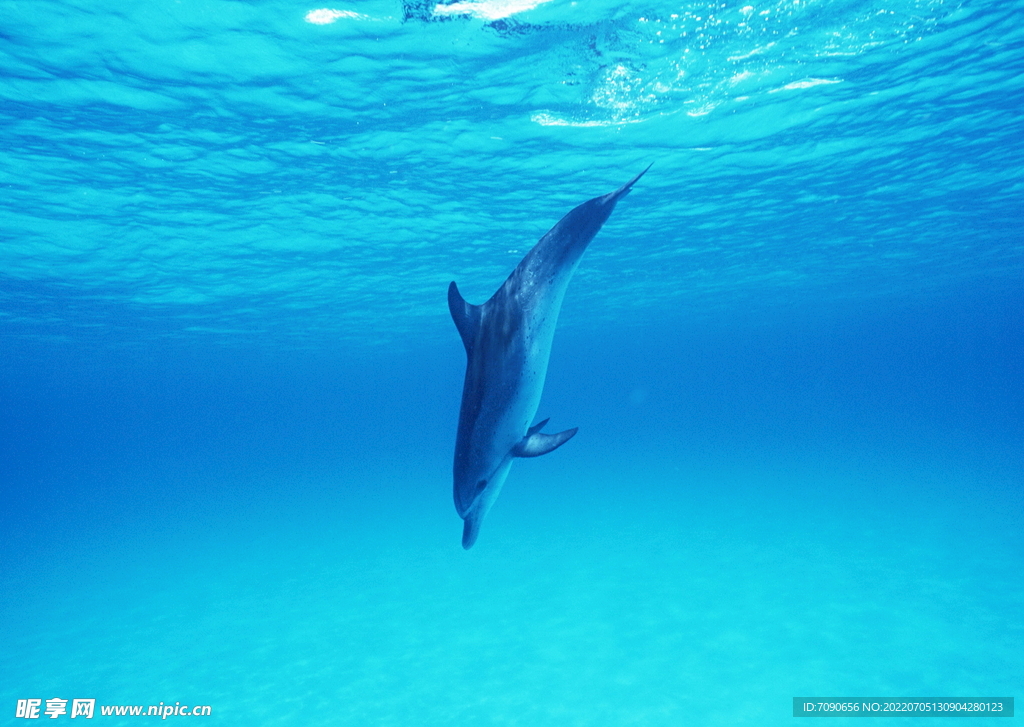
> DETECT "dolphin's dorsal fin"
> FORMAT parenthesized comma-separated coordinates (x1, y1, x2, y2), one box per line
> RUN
(512, 426, 578, 458)
(448, 281, 481, 351)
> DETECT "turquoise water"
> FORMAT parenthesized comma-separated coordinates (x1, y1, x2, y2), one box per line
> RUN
(1, 0, 1022, 724)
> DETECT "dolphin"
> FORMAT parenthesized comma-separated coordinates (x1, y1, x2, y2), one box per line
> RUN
(448, 166, 649, 549)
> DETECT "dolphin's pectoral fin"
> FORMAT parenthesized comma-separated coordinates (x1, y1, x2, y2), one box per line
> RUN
(512, 426, 578, 458)
(526, 418, 550, 436)
(448, 281, 481, 352)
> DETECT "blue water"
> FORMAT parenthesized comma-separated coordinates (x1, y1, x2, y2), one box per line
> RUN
(1, 0, 1022, 723)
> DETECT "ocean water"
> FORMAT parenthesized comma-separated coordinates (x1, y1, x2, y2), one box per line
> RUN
(1, 0, 1022, 723)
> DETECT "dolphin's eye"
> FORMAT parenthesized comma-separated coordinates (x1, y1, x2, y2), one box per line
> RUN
(475, 479, 487, 493)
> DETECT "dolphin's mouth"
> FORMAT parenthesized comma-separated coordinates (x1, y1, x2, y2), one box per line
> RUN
(466, 478, 488, 511)
(455, 476, 490, 516)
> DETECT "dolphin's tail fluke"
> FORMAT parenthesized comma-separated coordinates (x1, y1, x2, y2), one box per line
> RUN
(606, 163, 653, 204)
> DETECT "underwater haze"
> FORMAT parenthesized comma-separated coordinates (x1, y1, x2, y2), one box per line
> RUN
(1, 0, 1022, 724)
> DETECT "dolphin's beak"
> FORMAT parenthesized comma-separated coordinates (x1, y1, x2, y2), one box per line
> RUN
(461, 513, 482, 549)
